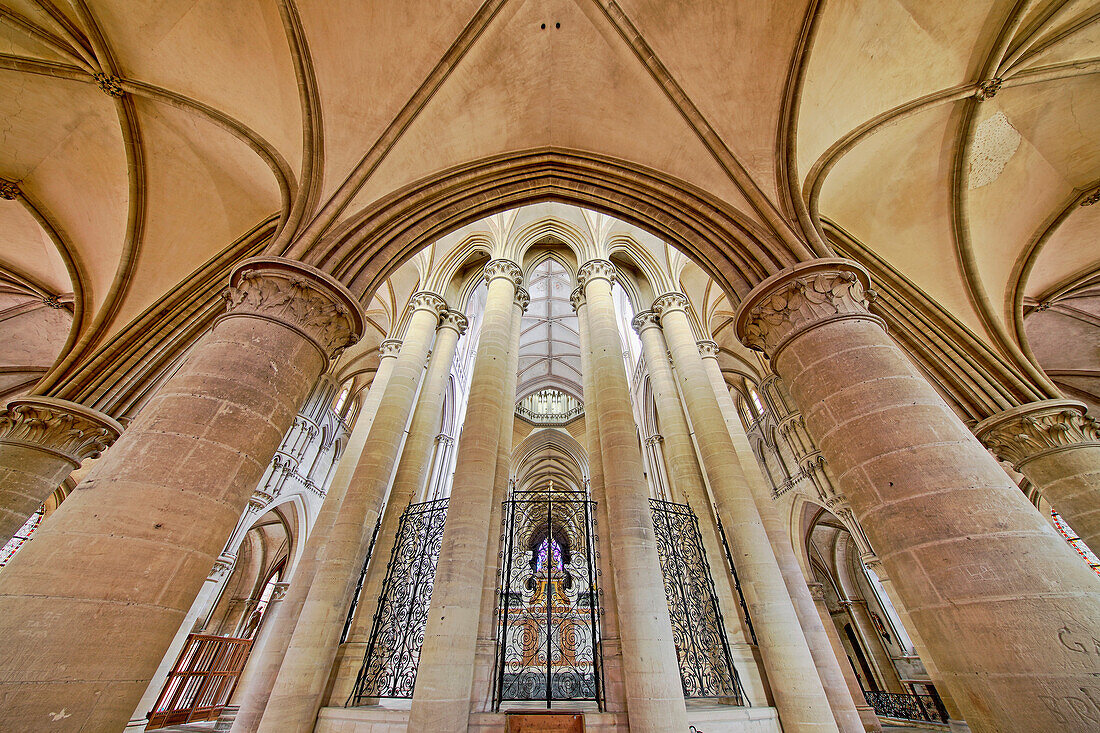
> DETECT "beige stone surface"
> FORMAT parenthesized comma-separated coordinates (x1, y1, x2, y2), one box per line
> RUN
(231, 341, 398, 733)
(0, 396, 121, 544)
(581, 263, 688, 733)
(0, 258, 362, 732)
(409, 261, 521, 731)
(738, 259, 1100, 732)
(257, 294, 442, 732)
(654, 294, 838, 733)
(328, 307, 466, 706)
(632, 311, 770, 706)
(471, 290, 523, 713)
(975, 399, 1100, 557)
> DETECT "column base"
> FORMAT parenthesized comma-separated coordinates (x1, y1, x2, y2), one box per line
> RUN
(317, 702, 780, 732)
(325, 641, 367, 707)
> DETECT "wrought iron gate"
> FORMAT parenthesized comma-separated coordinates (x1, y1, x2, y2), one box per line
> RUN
(650, 498, 745, 702)
(350, 497, 448, 702)
(494, 488, 602, 708)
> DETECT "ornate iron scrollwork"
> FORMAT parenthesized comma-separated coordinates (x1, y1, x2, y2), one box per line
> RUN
(650, 498, 745, 703)
(349, 498, 449, 701)
(494, 489, 603, 708)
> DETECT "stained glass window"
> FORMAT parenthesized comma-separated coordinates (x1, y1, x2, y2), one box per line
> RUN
(1052, 510, 1100, 575)
(535, 538, 563, 573)
(0, 509, 43, 568)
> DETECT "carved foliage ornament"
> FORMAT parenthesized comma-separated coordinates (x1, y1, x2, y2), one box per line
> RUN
(576, 259, 617, 289)
(736, 260, 879, 358)
(222, 258, 363, 361)
(631, 309, 660, 334)
(514, 287, 531, 312)
(0, 179, 19, 200)
(651, 292, 689, 318)
(483, 259, 523, 287)
(409, 291, 447, 317)
(696, 340, 720, 358)
(379, 339, 403, 358)
(975, 399, 1100, 469)
(93, 72, 124, 97)
(0, 398, 122, 466)
(569, 287, 585, 312)
(439, 309, 469, 335)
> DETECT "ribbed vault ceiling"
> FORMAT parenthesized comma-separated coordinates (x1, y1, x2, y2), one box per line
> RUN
(0, 0, 1095, 407)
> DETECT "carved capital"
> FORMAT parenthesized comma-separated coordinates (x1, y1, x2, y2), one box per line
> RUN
(0, 397, 123, 467)
(974, 399, 1100, 469)
(248, 488, 274, 512)
(807, 582, 826, 602)
(631, 310, 660, 334)
(577, 259, 616, 289)
(269, 581, 290, 603)
(861, 552, 884, 575)
(220, 257, 364, 362)
(438, 309, 468, 335)
(483, 259, 523, 287)
(93, 72, 124, 97)
(644, 433, 664, 447)
(379, 338, 402, 358)
(208, 553, 236, 581)
(735, 258, 881, 359)
(569, 287, 585, 312)
(435, 433, 455, 446)
(697, 339, 720, 359)
(651, 292, 689, 318)
(409, 291, 447, 317)
(0, 179, 20, 200)
(514, 286, 531, 312)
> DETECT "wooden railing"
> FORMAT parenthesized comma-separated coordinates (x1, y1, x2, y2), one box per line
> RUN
(145, 633, 253, 730)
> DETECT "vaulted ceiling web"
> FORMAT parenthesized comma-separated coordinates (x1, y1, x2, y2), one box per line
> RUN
(517, 259, 581, 401)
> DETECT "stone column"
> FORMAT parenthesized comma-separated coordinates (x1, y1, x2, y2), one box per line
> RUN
(327, 308, 467, 705)
(409, 260, 523, 732)
(807, 583, 879, 729)
(217, 581, 292, 731)
(839, 599, 903, 694)
(653, 293, 839, 733)
(631, 311, 770, 706)
(256, 293, 445, 732)
(578, 260, 688, 733)
(975, 399, 1100, 556)
(471, 286, 526, 712)
(0, 257, 362, 732)
(860, 554, 966, 728)
(230, 339, 400, 733)
(573, 286, 626, 712)
(0, 396, 122, 544)
(735, 258, 1100, 732)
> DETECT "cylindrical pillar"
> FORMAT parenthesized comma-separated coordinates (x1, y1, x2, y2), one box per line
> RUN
(860, 554, 966, 726)
(579, 260, 688, 733)
(231, 339, 401, 733)
(632, 311, 771, 706)
(975, 399, 1100, 557)
(471, 286, 526, 712)
(0, 396, 122, 544)
(807, 583, 878, 723)
(256, 292, 445, 731)
(573, 286, 626, 712)
(840, 599, 903, 693)
(327, 308, 467, 705)
(0, 257, 362, 732)
(735, 258, 1100, 732)
(409, 260, 523, 732)
(653, 292, 838, 733)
